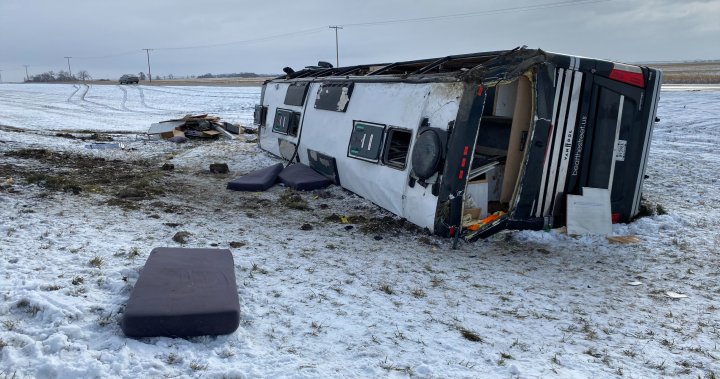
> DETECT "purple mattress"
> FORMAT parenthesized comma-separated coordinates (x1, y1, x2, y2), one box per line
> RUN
(277, 163, 332, 191)
(226, 163, 283, 191)
(121, 248, 240, 338)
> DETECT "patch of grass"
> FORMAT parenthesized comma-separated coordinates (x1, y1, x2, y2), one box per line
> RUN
(128, 247, 140, 259)
(418, 236, 440, 247)
(250, 263, 268, 275)
(189, 360, 208, 371)
(379, 284, 394, 295)
(359, 215, 420, 235)
(172, 231, 192, 244)
(550, 353, 561, 365)
(308, 321, 325, 336)
(71, 276, 84, 285)
(40, 284, 61, 291)
(163, 353, 182, 365)
(217, 349, 235, 358)
(636, 197, 668, 218)
(411, 288, 426, 298)
(584, 348, 603, 358)
(98, 314, 115, 327)
(279, 190, 309, 210)
(26, 173, 82, 194)
(622, 349, 637, 358)
(324, 213, 342, 222)
(379, 357, 412, 375)
(430, 276, 445, 287)
(459, 327, 483, 342)
(15, 299, 41, 316)
(105, 198, 142, 210)
(2, 320, 17, 331)
(89, 256, 103, 268)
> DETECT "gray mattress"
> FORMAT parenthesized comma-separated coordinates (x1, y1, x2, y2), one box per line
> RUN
(121, 247, 240, 338)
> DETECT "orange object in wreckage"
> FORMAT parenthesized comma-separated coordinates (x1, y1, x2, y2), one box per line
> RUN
(465, 211, 505, 231)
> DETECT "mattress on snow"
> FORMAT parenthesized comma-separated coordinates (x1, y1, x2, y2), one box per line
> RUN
(226, 163, 283, 191)
(277, 163, 331, 191)
(121, 247, 240, 338)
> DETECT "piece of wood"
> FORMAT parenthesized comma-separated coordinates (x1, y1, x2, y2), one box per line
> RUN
(212, 124, 235, 139)
(607, 235, 641, 244)
(202, 129, 221, 137)
(501, 75, 532, 203)
(148, 121, 184, 135)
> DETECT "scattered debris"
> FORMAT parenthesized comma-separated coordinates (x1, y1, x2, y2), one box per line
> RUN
(300, 223, 313, 231)
(161, 163, 175, 171)
(627, 281, 643, 286)
(168, 136, 188, 144)
(209, 163, 229, 174)
(172, 231, 192, 244)
(665, 291, 688, 299)
(229, 241, 246, 248)
(85, 142, 126, 150)
(148, 114, 242, 142)
(566, 187, 612, 236)
(0, 176, 17, 193)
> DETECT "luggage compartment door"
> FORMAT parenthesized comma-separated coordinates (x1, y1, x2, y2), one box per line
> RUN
(579, 76, 646, 221)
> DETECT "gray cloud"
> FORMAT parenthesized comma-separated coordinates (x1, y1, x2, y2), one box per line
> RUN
(1, 0, 718, 82)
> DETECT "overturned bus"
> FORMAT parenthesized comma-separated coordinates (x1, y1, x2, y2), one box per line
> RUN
(254, 47, 662, 241)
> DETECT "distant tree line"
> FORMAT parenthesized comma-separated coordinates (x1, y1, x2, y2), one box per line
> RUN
(196, 72, 271, 79)
(26, 70, 91, 82)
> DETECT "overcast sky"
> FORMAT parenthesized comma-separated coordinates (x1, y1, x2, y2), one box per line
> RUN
(1, 0, 718, 82)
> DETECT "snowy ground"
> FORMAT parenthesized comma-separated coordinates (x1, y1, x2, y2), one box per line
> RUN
(0, 83, 719, 378)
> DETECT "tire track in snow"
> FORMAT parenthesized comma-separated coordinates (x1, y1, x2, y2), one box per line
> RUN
(79, 84, 124, 112)
(67, 85, 81, 102)
(133, 86, 176, 113)
(136, 85, 152, 109)
(117, 85, 129, 111)
(139, 86, 235, 98)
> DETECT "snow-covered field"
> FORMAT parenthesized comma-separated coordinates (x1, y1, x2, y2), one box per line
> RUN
(0, 83, 719, 378)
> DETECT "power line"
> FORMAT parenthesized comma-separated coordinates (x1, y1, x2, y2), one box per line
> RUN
(342, 0, 612, 28)
(143, 49, 153, 82)
(64, 57, 73, 78)
(74, 50, 143, 60)
(329, 26, 343, 67)
(152, 27, 327, 51)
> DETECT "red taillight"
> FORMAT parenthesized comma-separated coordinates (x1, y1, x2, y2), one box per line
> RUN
(609, 63, 645, 88)
(611, 213, 621, 224)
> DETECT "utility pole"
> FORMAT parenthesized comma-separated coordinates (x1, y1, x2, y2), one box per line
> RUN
(328, 25, 343, 67)
(143, 49, 153, 83)
(64, 57, 73, 79)
(0, 70, 3, 83)
(23, 65, 30, 82)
